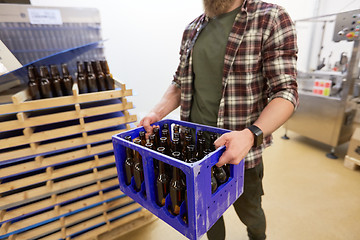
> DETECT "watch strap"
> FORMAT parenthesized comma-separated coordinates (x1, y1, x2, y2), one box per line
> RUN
(247, 125, 263, 147)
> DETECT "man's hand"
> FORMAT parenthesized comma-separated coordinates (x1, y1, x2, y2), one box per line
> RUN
(138, 112, 161, 135)
(214, 129, 254, 167)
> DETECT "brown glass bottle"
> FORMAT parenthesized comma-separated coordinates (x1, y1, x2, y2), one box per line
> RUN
(213, 165, 227, 185)
(161, 129, 171, 152)
(173, 124, 180, 134)
(153, 127, 160, 148)
(124, 136, 134, 185)
(32, 66, 41, 85)
(211, 167, 218, 193)
(197, 138, 205, 160)
(27, 66, 41, 100)
(94, 61, 106, 91)
(86, 62, 98, 92)
(182, 135, 192, 160)
(169, 151, 185, 215)
(156, 147, 170, 207)
(196, 130, 204, 144)
(39, 66, 53, 98)
(163, 123, 169, 131)
(173, 132, 180, 142)
(100, 60, 115, 90)
(76, 62, 88, 94)
(61, 63, 73, 96)
(186, 145, 197, 163)
(172, 138, 181, 153)
(160, 137, 170, 155)
(149, 134, 156, 148)
(49, 65, 63, 97)
(139, 131, 147, 146)
(183, 188, 188, 224)
(210, 133, 217, 151)
(133, 139, 144, 192)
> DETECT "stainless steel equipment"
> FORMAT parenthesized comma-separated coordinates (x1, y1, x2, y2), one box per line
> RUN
(284, 9, 360, 158)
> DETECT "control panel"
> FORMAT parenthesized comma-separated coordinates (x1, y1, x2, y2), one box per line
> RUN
(333, 9, 360, 42)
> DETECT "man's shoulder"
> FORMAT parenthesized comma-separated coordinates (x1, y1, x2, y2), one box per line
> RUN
(184, 14, 205, 31)
(247, 0, 285, 15)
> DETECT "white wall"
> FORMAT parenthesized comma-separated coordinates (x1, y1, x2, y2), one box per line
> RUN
(30, 0, 360, 121)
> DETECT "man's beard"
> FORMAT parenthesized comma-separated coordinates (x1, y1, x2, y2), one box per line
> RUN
(203, 0, 236, 18)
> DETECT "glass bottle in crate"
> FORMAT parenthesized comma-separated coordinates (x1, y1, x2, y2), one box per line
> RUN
(186, 145, 198, 163)
(211, 167, 218, 193)
(162, 129, 172, 151)
(197, 138, 205, 160)
(153, 127, 160, 148)
(124, 136, 134, 185)
(133, 139, 144, 192)
(156, 147, 170, 207)
(139, 131, 146, 146)
(169, 151, 185, 215)
(182, 135, 192, 160)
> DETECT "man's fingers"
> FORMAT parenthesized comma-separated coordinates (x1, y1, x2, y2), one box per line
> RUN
(142, 118, 153, 134)
(216, 150, 230, 167)
(214, 134, 228, 149)
(137, 119, 144, 127)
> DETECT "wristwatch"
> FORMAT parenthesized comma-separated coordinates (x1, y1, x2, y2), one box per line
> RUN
(247, 125, 263, 148)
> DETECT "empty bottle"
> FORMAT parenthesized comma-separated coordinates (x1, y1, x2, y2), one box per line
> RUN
(182, 135, 192, 160)
(186, 145, 197, 163)
(85, 62, 98, 92)
(156, 147, 170, 207)
(100, 60, 115, 90)
(213, 166, 227, 185)
(172, 138, 181, 153)
(139, 131, 146, 146)
(210, 133, 217, 151)
(133, 139, 144, 192)
(94, 61, 106, 91)
(50, 65, 63, 97)
(39, 66, 53, 98)
(162, 129, 172, 151)
(27, 66, 41, 100)
(153, 127, 160, 148)
(124, 136, 134, 185)
(169, 151, 186, 215)
(197, 138, 206, 160)
(76, 62, 88, 94)
(61, 63, 73, 95)
(211, 167, 218, 193)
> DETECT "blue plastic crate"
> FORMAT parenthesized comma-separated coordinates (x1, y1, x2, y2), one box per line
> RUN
(112, 119, 244, 240)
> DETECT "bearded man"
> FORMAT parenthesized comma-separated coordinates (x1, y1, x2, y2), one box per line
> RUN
(140, 0, 298, 239)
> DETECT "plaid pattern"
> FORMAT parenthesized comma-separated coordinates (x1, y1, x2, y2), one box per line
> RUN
(172, 0, 298, 169)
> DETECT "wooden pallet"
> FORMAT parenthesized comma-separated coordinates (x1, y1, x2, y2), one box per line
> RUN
(0, 83, 154, 240)
(344, 155, 360, 170)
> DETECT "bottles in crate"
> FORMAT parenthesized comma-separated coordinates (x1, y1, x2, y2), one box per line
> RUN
(121, 122, 232, 226)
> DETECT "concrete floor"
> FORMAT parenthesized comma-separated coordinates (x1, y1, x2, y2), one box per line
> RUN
(116, 128, 360, 240)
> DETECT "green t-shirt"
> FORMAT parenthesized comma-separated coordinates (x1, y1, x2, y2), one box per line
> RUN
(190, 7, 240, 127)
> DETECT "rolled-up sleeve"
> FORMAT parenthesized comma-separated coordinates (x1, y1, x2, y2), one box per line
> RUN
(262, 7, 299, 109)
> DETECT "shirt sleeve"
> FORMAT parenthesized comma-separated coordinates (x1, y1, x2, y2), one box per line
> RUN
(262, 6, 299, 109)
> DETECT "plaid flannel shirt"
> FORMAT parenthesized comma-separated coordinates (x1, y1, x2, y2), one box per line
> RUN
(172, 0, 299, 169)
